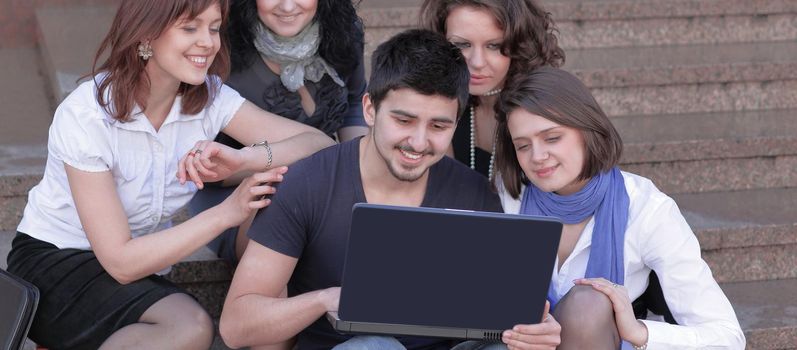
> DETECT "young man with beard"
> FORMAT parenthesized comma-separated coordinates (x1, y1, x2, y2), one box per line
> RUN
(219, 30, 560, 350)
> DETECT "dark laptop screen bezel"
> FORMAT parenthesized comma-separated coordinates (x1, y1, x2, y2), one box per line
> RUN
(337, 203, 562, 335)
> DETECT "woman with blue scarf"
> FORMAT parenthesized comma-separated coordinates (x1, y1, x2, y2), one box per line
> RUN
(493, 67, 745, 350)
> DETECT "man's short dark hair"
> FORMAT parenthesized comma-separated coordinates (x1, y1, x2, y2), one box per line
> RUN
(367, 29, 470, 117)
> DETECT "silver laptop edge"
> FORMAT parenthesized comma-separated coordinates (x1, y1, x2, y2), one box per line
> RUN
(326, 311, 504, 342)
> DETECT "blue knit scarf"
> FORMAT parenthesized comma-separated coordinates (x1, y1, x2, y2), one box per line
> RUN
(519, 167, 629, 310)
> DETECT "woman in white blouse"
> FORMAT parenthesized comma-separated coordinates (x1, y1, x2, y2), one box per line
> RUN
(5, 0, 333, 349)
(492, 67, 745, 350)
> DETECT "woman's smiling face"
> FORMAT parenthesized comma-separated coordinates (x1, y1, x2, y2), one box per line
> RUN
(256, 0, 318, 37)
(508, 108, 589, 196)
(146, 4, 223, 87)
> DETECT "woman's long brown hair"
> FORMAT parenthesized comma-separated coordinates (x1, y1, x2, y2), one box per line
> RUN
(89, 0, 230, 122)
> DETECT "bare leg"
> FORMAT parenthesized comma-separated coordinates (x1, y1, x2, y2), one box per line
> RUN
(554, 285, 620, 350)
(99, 293, 214, 350)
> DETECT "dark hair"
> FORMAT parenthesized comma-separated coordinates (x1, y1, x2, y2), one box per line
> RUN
(367, 29, 470, 117)
(227, 0, 364, 75)
(494, 67, 623, 198)
(419, 0, 564, 78)
(90, 0, 231, 122)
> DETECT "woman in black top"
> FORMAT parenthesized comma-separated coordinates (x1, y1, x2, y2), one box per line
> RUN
(190, 0, 368, 264)
(223, 0, 367, 142)
(420, 0, 565, 179)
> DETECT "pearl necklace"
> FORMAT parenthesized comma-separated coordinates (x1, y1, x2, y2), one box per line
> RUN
(469, 88, 501, 180)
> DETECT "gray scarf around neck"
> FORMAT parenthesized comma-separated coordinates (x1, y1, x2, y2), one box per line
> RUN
(252, 21, 344, 92)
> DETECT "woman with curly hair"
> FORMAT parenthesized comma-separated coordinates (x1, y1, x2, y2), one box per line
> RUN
(190, 0, 368, 264)
(420, 0, 564, 180)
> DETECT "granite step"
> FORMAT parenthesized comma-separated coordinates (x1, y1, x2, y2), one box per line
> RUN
(360, 0, 797, 31)
(566, 41, 797, 88)
(723, 278, 797, 350)
(622, 155, 797, 194)
(615, 109, 797, 194)
(0, 230, 13, 270)
(555, 12, 797, 50)
(564, 41, 797, 118)
(360, 0, 797, 54)
(0, 174, 45, 232)
(674, 187, 797, 283)
(592, 78, 797, 117)
(616, 109, 797, 164)
(363, 11, 797, 53)
(167, 247, 232, 319)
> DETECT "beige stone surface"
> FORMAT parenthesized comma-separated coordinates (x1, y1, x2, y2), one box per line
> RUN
(623, 155, 797, 194)
(593, 79, 797, 117)
(723, 278, 797, 350)
(557, 13, 797, 49)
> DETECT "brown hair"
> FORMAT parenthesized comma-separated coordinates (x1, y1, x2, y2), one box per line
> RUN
(494, 67, 623, 198)
(419, 0, 565, 78)
(89, 0, 230, 122)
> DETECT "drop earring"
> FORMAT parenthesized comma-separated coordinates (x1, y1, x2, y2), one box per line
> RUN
(137, 41, 153, 60)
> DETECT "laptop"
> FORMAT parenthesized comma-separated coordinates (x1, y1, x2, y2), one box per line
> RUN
(327, 203, 562, 341)
(0, 269, 39, 350)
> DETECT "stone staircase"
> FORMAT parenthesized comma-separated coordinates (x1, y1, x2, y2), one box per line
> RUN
(1, 0, 795, 349)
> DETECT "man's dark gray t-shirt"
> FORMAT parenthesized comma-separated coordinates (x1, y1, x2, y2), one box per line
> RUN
(248, 138, 503, 350)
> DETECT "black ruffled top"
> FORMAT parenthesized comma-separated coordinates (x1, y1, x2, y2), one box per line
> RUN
(215, 49, 366, 148)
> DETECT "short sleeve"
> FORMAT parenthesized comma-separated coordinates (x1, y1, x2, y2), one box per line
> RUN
(247, 159, 314, 258)
(48, 97, 111, 172)
(203, 79, 246, 137)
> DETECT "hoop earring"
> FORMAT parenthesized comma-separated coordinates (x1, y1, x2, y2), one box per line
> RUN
(137, 41, 153, 60)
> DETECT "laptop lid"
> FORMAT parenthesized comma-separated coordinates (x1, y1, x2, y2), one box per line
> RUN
(333, 203, 562, 340)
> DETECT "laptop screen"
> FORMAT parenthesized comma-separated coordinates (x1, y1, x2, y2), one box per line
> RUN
(338, 204, 562, 331)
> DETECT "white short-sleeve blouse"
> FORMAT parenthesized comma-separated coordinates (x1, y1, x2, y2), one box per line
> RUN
(18, 77, 245, 250)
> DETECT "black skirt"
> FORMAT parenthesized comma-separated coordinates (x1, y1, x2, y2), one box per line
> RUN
(6, 233, 185, 350)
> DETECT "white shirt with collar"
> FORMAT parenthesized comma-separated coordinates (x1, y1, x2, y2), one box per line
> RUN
(500, 171, 745, 350)
(18, 77, 245, 250)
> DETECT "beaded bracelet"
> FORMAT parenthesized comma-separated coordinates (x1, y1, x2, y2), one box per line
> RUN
(251, 140, 273, 169)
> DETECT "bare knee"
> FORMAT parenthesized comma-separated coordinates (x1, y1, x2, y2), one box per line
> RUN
(178, 301, 214, 349)
(554, 285, 619, 350)
(142, 293, 214, 349)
